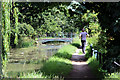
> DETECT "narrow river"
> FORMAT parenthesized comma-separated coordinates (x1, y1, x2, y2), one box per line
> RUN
(5, 41, 68, 77)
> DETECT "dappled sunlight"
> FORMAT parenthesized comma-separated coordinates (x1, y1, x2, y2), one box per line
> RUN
(66, 48, 96, 78)
(72, 61, 87, 65)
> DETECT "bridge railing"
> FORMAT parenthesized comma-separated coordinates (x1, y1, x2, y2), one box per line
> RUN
(39, 33, 78, 38)
(90, 44, 120, 74)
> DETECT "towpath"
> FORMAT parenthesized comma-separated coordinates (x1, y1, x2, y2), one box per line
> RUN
(65, 49, 97, 80)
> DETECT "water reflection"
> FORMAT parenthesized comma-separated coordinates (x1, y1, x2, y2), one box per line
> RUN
(6, 41, 68, 77)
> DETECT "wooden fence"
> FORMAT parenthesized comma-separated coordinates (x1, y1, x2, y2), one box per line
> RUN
(90, 44, 120, 73)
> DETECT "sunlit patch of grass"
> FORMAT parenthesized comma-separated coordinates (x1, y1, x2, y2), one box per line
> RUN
(41, 56, 72, 78)
(20, 71, 44, 78)
(55, 44, 77, 59)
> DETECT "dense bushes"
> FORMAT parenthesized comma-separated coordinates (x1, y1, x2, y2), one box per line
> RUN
(17, 23, 37, 38)
(10, 23, 36, 48)
(16, 37, 35, 48)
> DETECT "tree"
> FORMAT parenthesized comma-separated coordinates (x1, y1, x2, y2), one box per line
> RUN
(0, 2, 3, 76)
(85, 2, 120, 72)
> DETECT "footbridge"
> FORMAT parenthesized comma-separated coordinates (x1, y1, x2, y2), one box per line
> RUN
(38, 33, 78, 44)
(39, 38, 73, 44)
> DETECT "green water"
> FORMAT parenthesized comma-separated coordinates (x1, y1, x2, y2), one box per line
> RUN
(5, 41, 68, 77)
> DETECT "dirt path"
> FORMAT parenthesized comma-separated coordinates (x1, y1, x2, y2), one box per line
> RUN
(65, 49, 97, 80)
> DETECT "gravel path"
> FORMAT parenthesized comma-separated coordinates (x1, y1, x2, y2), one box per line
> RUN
(65, 49, 97, 80)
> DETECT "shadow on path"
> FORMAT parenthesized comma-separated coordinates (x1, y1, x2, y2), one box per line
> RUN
(65, 49, 98, 80)
(71, 43, 82, 49)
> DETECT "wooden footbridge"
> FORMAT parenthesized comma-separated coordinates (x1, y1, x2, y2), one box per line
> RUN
(39, 38, 73, 44)
(38, 33, 77, 44)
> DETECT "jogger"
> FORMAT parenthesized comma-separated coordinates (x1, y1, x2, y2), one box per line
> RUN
(79, 28, 89, 54)
(81, 40, 86, 54)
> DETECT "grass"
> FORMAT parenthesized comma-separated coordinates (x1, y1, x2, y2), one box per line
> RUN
(55, 44, 77, 59)
(40, 43, 77, 78)
(20, 71, 45, 78)
(41, 56, 72, 78)
(104, 72, 120, 79)
(87, 57, 105, 78)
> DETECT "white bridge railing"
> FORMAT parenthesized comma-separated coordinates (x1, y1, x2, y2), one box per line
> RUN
(39, 33, 78, 38)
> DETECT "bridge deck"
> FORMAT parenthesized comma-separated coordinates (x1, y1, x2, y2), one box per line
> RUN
(38, 38, 73, 43)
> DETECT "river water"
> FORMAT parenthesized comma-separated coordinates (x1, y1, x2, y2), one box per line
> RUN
(5, 41, 68, 77)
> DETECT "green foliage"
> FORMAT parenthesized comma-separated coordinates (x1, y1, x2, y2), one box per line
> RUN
(2, 2, 11, 54)
(104, 72, 120, 79)
(81, 10, 101, 36)
(95, 30, 108, 53)
(16, 37, 34, 48)
(85, 3, 120, 73)
(13, 6, 19, 45)
(39, 4, 71, 36)
(85, 45, 91, 59)
(17, 23, 36, 38)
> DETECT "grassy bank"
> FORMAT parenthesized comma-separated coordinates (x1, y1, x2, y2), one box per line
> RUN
(87, 57, 120, 79)
(87, 57, 105, 78)
(86, 36, 120, 80)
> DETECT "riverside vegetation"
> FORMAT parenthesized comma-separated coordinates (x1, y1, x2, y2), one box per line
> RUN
(19, 38, 80, 79)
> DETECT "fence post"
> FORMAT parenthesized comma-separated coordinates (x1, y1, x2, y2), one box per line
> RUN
(97, 51, 99, 61)
(99, 52, 101, 64)
(90, 44, 93, 57)
(102, 53, 105, 64)
(92, 48, 94, 57)
(94, 50, 97, 59)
